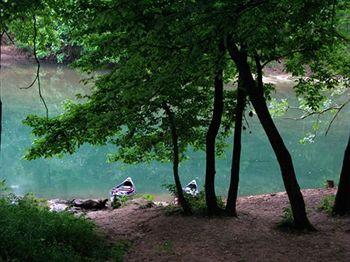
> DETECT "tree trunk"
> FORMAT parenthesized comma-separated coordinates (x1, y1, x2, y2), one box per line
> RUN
(0, 31, 3, 152)
(0, 98, 2, 152)
(225, 80, 245, 216)
(163, 103, 192, 215)
(205, 68, 224, 216)
(226, 38, 314, 230)
(333, 133, 350, 215)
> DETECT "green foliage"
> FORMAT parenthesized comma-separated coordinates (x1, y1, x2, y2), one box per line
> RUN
(277, 206, 294, 230)
(111, 195, 129, 209)
(318, 195, 336, 215)
(163, 184, 224, 215)
(163, 184, 177, 197)
(0, 195, 127, 261)
(185, 190, 224, 215)
(18, 0, 238, 169)
(15, 0, 347, 167)
(0, 179, 20, 204)
(111, 240, 132, 262)
(299, 133, 317, 145)
(0, 179, 8, 197)
(1, 0, 72, 62)
(142, 194, 155, 202)
(4, 0, 349, 223)
(268, 98, 289, 117)
(111, 194, 155, 209)
(0, 0, 41, 24)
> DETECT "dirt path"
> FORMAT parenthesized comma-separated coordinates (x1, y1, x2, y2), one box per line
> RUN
(87, 189, 350, 261)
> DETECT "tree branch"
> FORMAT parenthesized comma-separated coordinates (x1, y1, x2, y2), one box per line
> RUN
(325, 99, 350, 136)
(20, 16, 49, 118)
(283, 98, 350, 137)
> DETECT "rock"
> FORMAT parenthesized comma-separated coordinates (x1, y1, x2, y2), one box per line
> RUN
(124, 198, 156, 209)
(47, 199, 69, 212)
(326, 180, 335, 189)
(129, 198, 153, 206)
(154, 201, 169, 207)
(70, 199, 108, 210)
(138, 201, 156, 209)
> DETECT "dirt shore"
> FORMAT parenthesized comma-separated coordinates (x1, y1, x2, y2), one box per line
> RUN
(87, 188, 350, 262)
(0, 45, 32, 67)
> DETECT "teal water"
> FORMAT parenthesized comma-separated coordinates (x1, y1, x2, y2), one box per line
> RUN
(0, 62, 349, 199)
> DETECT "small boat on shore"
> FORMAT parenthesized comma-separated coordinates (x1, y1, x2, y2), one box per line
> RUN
(183, 180, 199, 196)
(110, 177, 136, 201)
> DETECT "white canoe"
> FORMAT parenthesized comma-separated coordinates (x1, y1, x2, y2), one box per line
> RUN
(183, 179, 199, 196)
(110, 177, 136, 200)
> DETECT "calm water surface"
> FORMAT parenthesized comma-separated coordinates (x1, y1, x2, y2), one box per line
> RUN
(0, 62, 349, 199)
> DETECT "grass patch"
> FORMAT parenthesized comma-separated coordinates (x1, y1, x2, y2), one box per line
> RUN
(277, 206, 295, 231)
(141, 194, 155, 202)
(276, 206, 316, 233)
(111, 240, 133, 262)
(318, 195, 335, 215)
(0, 186, 129, 262)
(156, 240, 174, 254)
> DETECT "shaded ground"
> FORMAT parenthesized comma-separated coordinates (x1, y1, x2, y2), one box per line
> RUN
(87, 189, 350, 262)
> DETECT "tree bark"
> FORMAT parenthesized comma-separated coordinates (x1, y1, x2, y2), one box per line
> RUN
(225, 79, 245, 216)
(333, 133, 350, 215)
(0, 98, 2, 152)
(163, 103, 192, 215)
(226, 38, 314, 230)
(205, 67, 224, 216)
(0, 31, 3, 152)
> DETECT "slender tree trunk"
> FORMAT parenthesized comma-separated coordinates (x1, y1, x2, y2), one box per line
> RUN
(333, 133, 350, 215)
(163, 103, 192, 215)
(0, 31, 3, 152)
(226, 38, 314, 230)
(205, 68, 224, 216)
(0, 98, 2, 152)
(225, 80, 245, 216)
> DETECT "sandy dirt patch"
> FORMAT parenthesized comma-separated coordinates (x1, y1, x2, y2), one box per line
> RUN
(87, 189, 350, 262)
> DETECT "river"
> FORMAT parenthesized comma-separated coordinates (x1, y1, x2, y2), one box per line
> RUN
(0, 61, 349, 199)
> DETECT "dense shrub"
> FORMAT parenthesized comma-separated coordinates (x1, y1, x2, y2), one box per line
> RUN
(0, 186, 128, 261)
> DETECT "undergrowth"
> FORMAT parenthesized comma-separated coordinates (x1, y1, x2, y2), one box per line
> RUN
(277, 206, 315, 233)
(318, 195, 335, 215)
(111, 193, 155, 209)
(277, 206, 295, 231)
(0, 180, 130, 262)
(163, 184, 224, 216)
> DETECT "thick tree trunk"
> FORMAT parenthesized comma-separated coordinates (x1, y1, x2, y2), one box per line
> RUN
(225, 80, 245, 216)
(205, 68, 224, 216)
(333, 133, 350, 215)
(226, 39, 313, 230)
(163, 104, 192, 215)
